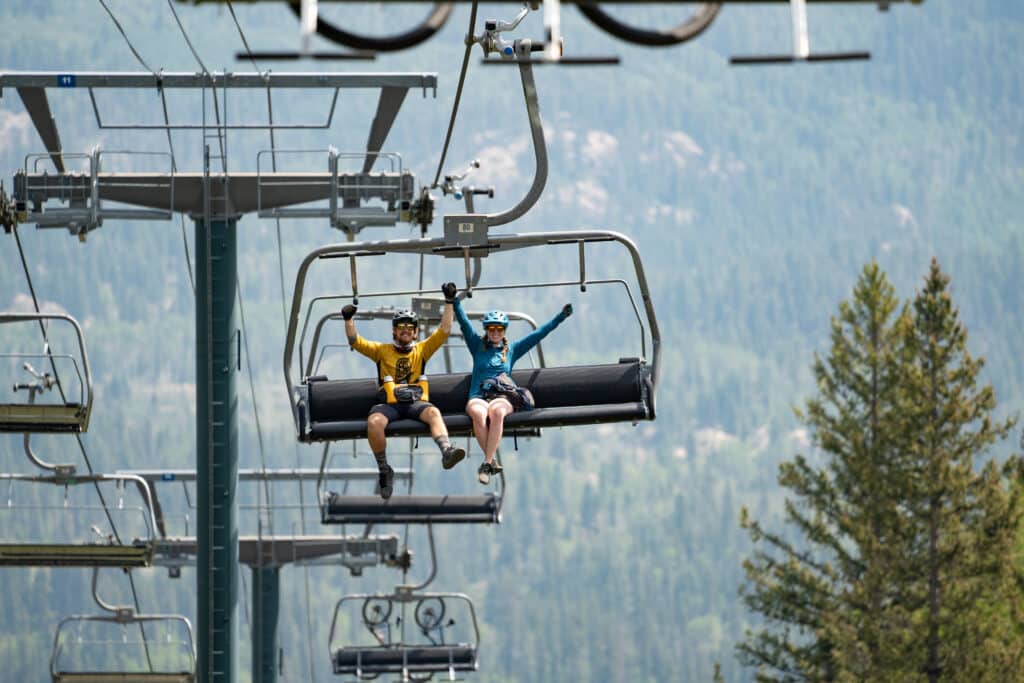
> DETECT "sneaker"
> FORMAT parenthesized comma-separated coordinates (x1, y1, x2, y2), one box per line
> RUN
(442, 445, 466, 470)
(477, 462, 491, 485)
(378, 464, 394, 500)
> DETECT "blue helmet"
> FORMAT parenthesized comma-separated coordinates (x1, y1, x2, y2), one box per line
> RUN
(481, 310, 509, 328)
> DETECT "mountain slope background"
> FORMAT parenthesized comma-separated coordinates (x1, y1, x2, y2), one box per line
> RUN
(0, 2, 1021, 681)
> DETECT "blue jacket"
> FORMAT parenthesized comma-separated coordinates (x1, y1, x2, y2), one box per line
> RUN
(454, 299, 568, 400)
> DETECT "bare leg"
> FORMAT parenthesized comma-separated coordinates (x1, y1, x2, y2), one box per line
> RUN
(419, 405, 448, 440)
(466, 399, 490, 453)
(367, 413, 389, 462)
(483, 398, 513, 463)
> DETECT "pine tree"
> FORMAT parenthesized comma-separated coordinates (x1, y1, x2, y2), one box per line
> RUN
(737, 260, 1024, 682)
(863, 258, 1024, 682)
(737, 262, 910, 681)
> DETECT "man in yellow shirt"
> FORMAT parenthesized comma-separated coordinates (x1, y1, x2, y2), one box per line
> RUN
(341, 282, 465, 499)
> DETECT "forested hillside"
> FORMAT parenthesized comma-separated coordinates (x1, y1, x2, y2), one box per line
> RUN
(0, 2, 1021, 681)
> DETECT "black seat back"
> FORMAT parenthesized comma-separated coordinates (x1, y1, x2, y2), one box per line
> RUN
(308, 361, 644, 423)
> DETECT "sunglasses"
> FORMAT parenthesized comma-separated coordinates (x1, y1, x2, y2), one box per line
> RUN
(394, 323, 418, 331)
(485, 325, 506, 333)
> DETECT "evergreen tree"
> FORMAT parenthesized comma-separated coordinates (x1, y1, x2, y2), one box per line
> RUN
(737, 260, 1024, 682)
(856, 258, 1023, 682)
(737, 262, 910, 681)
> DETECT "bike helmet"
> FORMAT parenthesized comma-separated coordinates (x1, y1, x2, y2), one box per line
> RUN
(481, 310, 509, 328)
(392, 309, 419, 327)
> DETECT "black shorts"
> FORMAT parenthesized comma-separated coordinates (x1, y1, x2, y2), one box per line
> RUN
(369, 400, 433, 422)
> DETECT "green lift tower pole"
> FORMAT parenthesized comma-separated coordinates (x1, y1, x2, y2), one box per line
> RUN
(253, 567, 281, 680)
(195, 216, 239, 683)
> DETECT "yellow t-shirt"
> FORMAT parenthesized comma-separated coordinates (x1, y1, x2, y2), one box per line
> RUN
(351, 327, 448, 384)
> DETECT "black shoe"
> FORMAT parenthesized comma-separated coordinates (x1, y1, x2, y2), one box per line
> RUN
(378, 464, 394, 500)
(442, 445, 466, 470)
(477, 461, 502, 485)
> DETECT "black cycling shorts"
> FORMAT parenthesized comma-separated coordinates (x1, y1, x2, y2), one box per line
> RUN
(368, 400, 433, 422)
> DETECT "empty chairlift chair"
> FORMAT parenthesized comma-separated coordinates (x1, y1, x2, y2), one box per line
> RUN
(50, 612, 196, 683)
(283, 230, 660, 445)
(329, 589, 479, 680)
(0, 473, 157, 568)
(0, 313, 93, 433)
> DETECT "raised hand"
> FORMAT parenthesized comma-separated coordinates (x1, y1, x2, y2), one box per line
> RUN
(441, 282, 458, 302)
(562, 303, 573, 318)
(341, 304, 358, 320)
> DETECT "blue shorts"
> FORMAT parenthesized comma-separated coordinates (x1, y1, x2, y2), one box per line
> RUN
(368, 400, 433, 422)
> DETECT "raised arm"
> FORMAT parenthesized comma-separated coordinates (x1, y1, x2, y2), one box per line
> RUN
(440, 282, 456, 336)
(341, 304, 379, 361)
(510, 304, 572, 364)
(452, 294, 482, 354)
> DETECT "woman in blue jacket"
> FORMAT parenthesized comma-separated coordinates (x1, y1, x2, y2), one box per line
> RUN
(448, 283, 572, 484)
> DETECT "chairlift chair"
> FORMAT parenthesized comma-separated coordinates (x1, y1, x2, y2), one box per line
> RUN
(284, 230, 659, 445)
(0, 473, 157, 568)
(50, 612, 196, 683)
(0, 312, 93, 433)
(329, 588, 479, 680)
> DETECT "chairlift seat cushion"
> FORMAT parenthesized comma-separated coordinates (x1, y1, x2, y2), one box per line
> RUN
(322, 494, 499, 524)
(305, 361, 650, 441)
(0, 402, 87, 433)
(0, 541, 154, 567)
(332, 645, 476, 674)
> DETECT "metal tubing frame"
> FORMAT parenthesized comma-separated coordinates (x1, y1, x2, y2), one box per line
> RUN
(0, 472, 159, 546)
(486, 60, 546, 227)
(50, 613, 197, 679)
(0, 312, 93, 421)
(328, 591, 480, 654)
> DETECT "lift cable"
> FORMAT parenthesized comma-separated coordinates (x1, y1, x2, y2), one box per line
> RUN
(96, 0, 158, 75)
(235, 278, 272, 522)
(166, 0, 227, 171)
(431, 1, 479, 189)
(13, 230, 114, 529)
(226, 0, 261, 72)
(97, 0, 195, 295)
(60, 6, 158, 638)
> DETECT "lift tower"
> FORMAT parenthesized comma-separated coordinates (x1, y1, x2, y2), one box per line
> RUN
(2, 69, 436, 683)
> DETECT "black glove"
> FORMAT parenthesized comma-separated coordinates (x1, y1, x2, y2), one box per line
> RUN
(441, 282, 458, 303)
(562, 303, 573, 318)
(341, 304, 357, 321)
